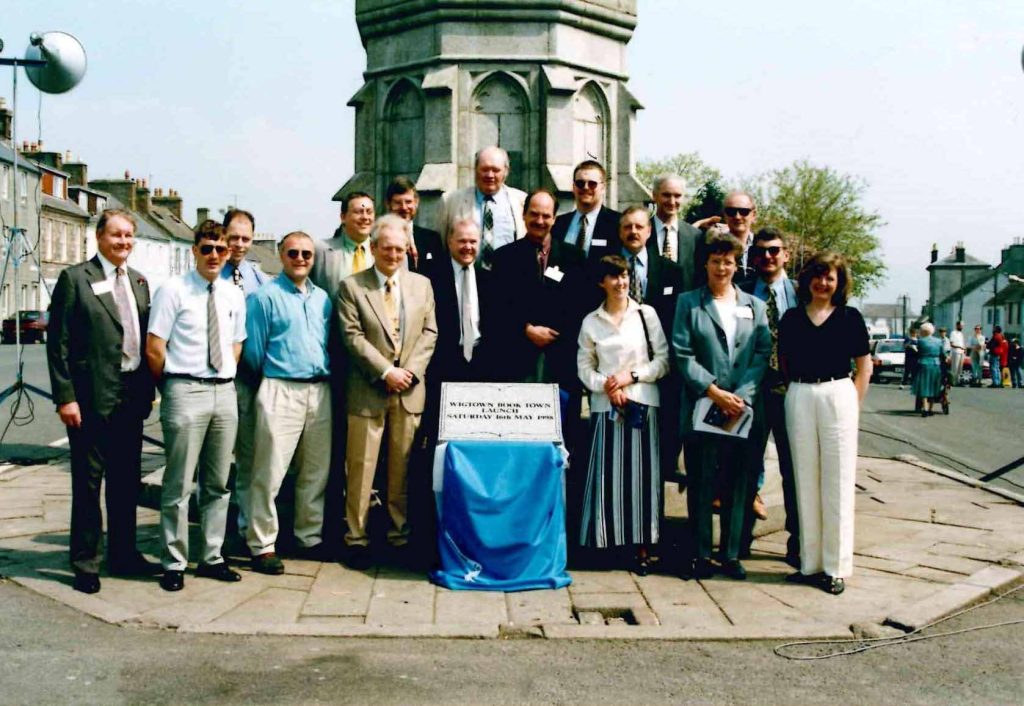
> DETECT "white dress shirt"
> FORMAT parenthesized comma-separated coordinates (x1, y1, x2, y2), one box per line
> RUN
(476, 187, 518, 249)
(652, 215, 677, 262)
(577, 300, 670, 413)
(97, 252, 142, 372)
(949, 329, 965, 350)
(451, 258, 481, 349)
(148, 270, 247, 378)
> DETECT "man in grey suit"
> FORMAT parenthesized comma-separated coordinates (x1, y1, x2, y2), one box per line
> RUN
(338, 214, 438, 569)
(47, 209, 160, 594)
(648, 174, 706, 292)
(311, 192, 376, 300)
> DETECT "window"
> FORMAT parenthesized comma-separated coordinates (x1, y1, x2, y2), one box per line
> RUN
(384, 80, 425, 186)
(19, 172, 27, 206)
(1, 164, 8, 200)
(573, 82, 608, 168)
(472, 73, 528, 190)
(42, 220, 52, 260)
(51, 174, 66, 199)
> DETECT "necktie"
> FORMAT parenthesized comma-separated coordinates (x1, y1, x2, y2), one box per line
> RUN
(461, 265, 475, 363)
(113, 268, 139, 363)
(577, 214, 589, 253)
(662, 224, 675, 262)
(232, 265, 244, 292)
(480, 196, 496, 269)
(384, 278, 401, 359)
(207, 282, 223, 373)
(352, 243, 367, 273)
(767, 287, 781, 372)
(537, 244, 549, 280)
(629, 255, 643, 303)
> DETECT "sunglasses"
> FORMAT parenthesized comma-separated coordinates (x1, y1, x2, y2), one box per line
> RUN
(724, 207, 753, 217)
(574, 179, 602, 190)
(286, 249, 313, 260)
(752, 245, 784, 257)
(198, 244, 228, 256)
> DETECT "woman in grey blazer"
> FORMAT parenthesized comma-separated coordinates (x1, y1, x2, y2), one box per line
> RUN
(672, 229, 771, 580)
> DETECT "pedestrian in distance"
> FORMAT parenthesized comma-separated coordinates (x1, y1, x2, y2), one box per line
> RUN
(1009, 338, 1023, 389)
(911, 322, 946, 417)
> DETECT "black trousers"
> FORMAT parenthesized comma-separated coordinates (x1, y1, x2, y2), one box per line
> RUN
(67, 386, 147, 575)
(685, 433, 752, 561)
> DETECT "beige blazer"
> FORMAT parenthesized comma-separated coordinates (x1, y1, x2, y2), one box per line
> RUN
(337, 267, 438, 416)
(438, 185, 527, 241)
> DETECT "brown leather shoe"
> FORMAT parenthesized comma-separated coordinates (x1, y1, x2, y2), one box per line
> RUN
(251, 552, 285, 575)
(752, 493, 769, 521)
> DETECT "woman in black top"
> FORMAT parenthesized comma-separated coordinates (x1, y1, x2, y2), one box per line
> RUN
(779, 252, 872, 595)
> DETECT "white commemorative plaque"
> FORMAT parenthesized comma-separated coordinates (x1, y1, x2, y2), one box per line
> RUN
(438, 382, 562, 442)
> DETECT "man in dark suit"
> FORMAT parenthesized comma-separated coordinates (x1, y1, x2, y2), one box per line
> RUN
(648, 174, 706, 293)
(46, 209, 160, 594)
(386, 176, 445, 274)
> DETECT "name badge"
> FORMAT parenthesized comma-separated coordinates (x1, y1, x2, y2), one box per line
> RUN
(544, 266, 564, 283)
(426, 253, 433, 259)
(91, 280, 113, 296)
(591, 238, 607, 247)
(736, 306, 754, 319)
(663, 286, 674, 295)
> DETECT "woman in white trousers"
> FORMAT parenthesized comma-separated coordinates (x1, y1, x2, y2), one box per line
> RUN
(779, 252, 872, 595)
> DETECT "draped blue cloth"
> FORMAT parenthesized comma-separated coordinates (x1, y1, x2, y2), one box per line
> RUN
(430, 440, 572, 591)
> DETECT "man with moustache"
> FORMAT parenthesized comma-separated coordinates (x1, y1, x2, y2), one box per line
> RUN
(146, 220, 247, 591)
(48, 209, 161, 594)
(386, 176, 445, 274)
(243, 232, 333, 574)
(649, 174, 706, 292)
(440, 146, 527, 268)
(338, 215, 437, 569)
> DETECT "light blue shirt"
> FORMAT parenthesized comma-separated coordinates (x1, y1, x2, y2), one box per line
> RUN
(220, 259, 267, 296)
(242, 273, 331, 380)
(475, 187, 517, 249)
(563, 208, 600, 254)
(752, 275, 794, 314)
(622, 247, 649, 298)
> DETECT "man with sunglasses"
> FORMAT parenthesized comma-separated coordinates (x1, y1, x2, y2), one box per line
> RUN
(721, 192, 759, 281)
(146, 220, 248, 591)
(242, 232, 333, 574)
(739, 227, 799, 567)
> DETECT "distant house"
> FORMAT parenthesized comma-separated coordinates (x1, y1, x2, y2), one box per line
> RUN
(927, 240, 1024, 338)
(0, 138, 43, 319)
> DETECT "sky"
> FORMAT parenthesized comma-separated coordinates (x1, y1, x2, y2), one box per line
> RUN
(5, 0, 1024, 307)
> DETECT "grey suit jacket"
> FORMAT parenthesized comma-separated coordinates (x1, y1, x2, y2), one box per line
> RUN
(46, 256, 155, 419)
(337, 268, 438, 416)
(671, 285, 771, 434)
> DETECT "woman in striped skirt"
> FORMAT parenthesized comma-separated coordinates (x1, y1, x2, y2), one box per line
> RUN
(577, 255, 670, 574)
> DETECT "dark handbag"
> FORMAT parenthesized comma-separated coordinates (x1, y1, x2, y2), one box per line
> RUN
(623, 307, 654, 429)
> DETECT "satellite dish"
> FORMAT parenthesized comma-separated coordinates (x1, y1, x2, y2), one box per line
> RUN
(24, 31, 86, 94)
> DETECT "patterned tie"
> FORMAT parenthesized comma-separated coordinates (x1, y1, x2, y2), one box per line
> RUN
(766, 287, 780, 372)
(461, 265, 474, 363)
(384, 278, 401, 359)
(113, 268, 139, 363)
(480, 196, 496, 269)
(577, 214, 589, 253)
(232, 264, 244, 292)
(629, 255, 643, 303)
(536, 243, 549, 280)
(352, 243, 367, 273)
(207, 282, 223, 373)
(662, 224, 675, 262)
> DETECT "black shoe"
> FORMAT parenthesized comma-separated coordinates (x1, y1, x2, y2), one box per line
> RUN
(293, 543, 330, 562)
(195, 562, 242, 582)
(159, 570, 185, 592)
(73, 572, 101, 594)
(719, 559, 747, 580)
(251, 553, 285, 575)
(692, 558, 715, 580)
(785, 571, 824, 585)
(824, 576, 845, 595)
(344, 545, 373, 571)
(108, 554, 162, 577)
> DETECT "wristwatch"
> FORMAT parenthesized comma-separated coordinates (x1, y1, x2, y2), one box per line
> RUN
(630, 370, 639, 384)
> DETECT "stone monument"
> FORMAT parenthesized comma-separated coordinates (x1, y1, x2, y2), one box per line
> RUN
(334, 0, 648, 229)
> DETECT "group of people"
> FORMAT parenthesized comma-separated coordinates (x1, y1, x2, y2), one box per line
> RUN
(47, 146, 871, 599)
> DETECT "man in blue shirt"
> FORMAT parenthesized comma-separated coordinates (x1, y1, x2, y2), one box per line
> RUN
(740, 227, 799, 566)
(219, 209, 267, 295)
(242, 232, 333, 574)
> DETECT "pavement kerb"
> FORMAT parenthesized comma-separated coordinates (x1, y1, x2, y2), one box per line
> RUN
(883, 565, 1024, 633)
(893, 454, 1024, 505)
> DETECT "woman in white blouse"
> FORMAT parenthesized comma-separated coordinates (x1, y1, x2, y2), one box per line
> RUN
(577, 255, 669, 575)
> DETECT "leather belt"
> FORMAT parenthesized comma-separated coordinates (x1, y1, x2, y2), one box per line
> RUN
(164, 373, 234, 385)
(272, 376, 330, 384)
(790, 374, 850, 384)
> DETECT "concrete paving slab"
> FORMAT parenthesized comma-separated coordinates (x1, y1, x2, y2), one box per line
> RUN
(210, 587, 307, 627)
(506, 587, 575, 626)
(635, 574, 731, 630)
(181, 622, 499, 638)
(435, 588, 507, 625)
(961, 566, 1022, 591)
(134, 579, 268, 628)
(566, 570, 638, 594)
(301, 562, 374, 617)
(903, 566, 966, 583)
(365, 573, 436, 626)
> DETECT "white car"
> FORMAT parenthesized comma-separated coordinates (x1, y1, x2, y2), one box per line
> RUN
(870, 339, 906, 383)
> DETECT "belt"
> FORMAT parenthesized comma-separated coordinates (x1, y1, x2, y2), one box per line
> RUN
(164, 373, 234, 385)
(271, 376, 330, 384)
(791, 374, 850, 384)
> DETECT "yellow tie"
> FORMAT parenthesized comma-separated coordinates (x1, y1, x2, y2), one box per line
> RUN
(352, 243, 367, 273)
(384, 278, 402, 359)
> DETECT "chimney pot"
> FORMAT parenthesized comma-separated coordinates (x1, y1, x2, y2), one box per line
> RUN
(124, 170, 130, 179)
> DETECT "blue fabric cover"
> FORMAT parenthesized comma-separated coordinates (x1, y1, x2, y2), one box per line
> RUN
(430, 440, 572, 591)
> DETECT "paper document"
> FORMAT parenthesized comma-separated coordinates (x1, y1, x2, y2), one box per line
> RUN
(692, 396, 754, 439)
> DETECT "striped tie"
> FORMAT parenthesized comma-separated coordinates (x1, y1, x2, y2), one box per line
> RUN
(207, 282, 223, 373)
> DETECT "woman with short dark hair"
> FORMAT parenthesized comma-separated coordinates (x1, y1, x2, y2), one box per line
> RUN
(780, 251, 872, 595)
(577, 255, 669, 574)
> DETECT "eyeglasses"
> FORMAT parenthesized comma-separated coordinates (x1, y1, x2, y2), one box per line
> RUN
(574, 179, 602, 190)
(286, 249, 313, 260)
(724, 207, 753, 217)
(198, 244, 228, 256)
(752, 245, 784, 257)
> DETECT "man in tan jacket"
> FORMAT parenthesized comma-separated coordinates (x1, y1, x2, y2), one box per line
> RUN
(337, 214, 438, 569)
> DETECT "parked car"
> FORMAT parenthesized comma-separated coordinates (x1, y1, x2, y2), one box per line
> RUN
(1, 310, 49, 344)
(870, 338, 905, 383)
(962, 357, 991, 383)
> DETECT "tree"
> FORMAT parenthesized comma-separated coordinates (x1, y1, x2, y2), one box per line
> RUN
(745, 160, 886, 296)
(683, 179, 726, 223)
(635, 152, 723, 204)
